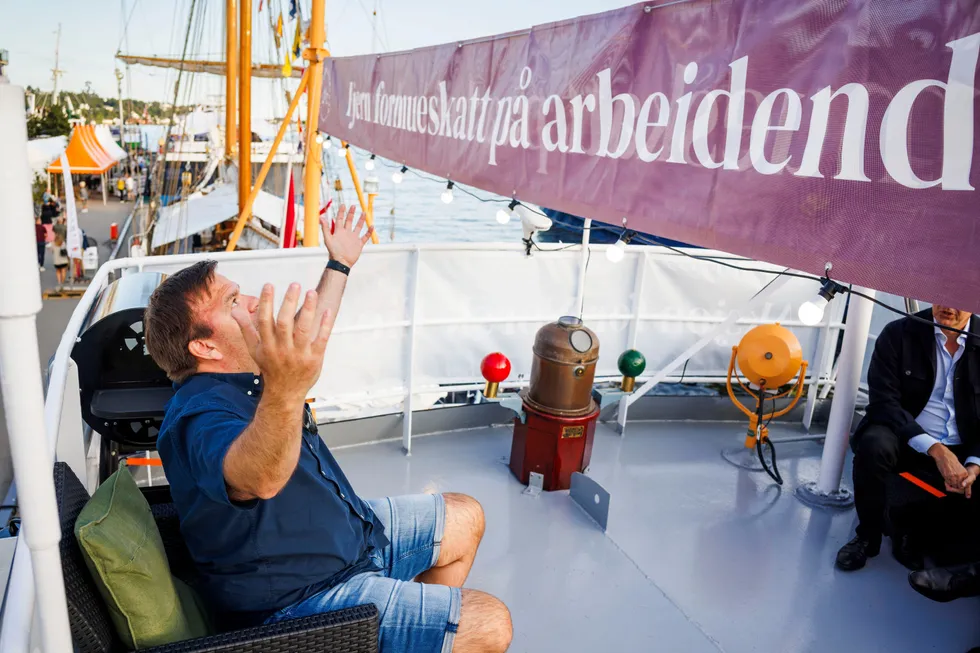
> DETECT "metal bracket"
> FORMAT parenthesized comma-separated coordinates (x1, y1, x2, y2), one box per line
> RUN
(523, 472, 543, 497)
(484, 393, 526, 423)
(570, 472, 610, 531)
(595, 386, 629, 411)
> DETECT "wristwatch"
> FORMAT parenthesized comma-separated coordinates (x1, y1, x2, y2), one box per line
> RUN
(326, 259, 350, 276)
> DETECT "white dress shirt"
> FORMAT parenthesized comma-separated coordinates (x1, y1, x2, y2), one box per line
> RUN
(908, 322, 980, 467)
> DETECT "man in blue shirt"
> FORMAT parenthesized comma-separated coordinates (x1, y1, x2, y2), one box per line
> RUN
(145, 205, 512, 653)
(836, 305, 980, 573)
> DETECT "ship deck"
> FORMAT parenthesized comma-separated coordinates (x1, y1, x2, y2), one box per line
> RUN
(331, 419, 980, 653)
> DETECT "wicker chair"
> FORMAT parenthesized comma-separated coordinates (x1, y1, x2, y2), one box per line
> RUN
(54, 462, 379, 653)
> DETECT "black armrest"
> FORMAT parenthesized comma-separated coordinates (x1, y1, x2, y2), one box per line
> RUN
(139, 605, 379, 653)
(90, 387, 174, 420)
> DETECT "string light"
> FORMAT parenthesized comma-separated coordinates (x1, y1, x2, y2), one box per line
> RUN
(799, 278, 845, 325)
(314, 133, 324, 144)
(606, 231, 632, 263)
(337, 142, 349, 157)
(496, 199, 519, 224)
(392, 165, 407, 184)
(365, 154, 376, 171)
(441, 180, 455, 204)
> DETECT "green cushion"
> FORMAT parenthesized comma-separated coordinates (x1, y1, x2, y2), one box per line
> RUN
(74, 466, 210, 650)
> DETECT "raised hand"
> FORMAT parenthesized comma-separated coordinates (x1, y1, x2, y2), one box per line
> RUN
(233, 283, 332, 400)
(321, 204, 374, 268)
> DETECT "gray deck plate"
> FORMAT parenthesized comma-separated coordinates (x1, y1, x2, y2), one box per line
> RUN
(333, 421, 980, 653)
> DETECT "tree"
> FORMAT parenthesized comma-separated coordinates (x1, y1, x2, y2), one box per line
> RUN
(27, 104, 70, 139)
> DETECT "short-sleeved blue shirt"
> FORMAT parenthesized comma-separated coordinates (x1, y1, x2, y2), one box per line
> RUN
(157, 372, 388, 624)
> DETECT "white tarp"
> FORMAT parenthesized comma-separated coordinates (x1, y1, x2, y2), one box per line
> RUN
(94, 126, 128, 161)
(26, 136, 67, 175)
(150, 183, 303, 249)
(135, 244, 835, 417)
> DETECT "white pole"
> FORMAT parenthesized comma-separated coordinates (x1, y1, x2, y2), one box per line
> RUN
(815, 288, 876, 494)
(0, 81, 74, 653)
(575, 218, 592, 317)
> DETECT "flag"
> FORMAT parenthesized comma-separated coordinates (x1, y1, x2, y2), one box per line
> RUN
(282, 52, 292, 78)
(282, 173, 297, 248)
(289, 0, 297, 19)
(274, 13, 283, 49)
(258, 0, 263, 11)
(292, 18, 302, 59)
(58, 152, 83, 260)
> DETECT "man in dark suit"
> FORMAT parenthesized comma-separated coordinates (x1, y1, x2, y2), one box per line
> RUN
(836, 306, 980, 572)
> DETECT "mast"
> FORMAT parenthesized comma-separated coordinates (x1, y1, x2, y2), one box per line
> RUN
(238, 0, 251, 215)
(51, 23, 63, 105)
(303, 0, 326, 247)
(115, 68, 125, 148)
(225, 0, 238, 161)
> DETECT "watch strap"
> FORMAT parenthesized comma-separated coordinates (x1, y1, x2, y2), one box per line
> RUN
(326, 259, 350, 276)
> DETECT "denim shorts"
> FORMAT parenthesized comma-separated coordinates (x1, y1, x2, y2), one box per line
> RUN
(266, 493, 462, 653)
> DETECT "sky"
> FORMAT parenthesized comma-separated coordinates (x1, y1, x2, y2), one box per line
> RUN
(3, 0, 632, 120)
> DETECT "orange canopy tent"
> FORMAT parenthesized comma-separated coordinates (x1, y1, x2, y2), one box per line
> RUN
(47, 125, 119, 204)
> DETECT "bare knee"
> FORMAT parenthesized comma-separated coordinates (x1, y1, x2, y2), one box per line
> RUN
(444, 493, 486, 541)
(455, 589, 512, 653)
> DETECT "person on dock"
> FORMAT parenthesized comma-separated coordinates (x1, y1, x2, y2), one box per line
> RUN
(50, 232, 69, 288)
(78, 180, 89, 214)
(144, 205, 512, 653)
(125, 174, 135, 202)
(35, 216, 46, 271)
(116, 177, 126, 202)
(837, 306, 980, 572)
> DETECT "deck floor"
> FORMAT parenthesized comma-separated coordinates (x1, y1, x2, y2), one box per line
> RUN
(332, 420, 980, 653)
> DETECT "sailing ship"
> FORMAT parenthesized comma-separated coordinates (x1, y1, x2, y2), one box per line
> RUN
(1, 1, 979, 652)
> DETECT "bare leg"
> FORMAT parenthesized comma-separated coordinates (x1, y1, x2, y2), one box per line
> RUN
(416, 493, 484, 587)
(453, 589, 512, 653)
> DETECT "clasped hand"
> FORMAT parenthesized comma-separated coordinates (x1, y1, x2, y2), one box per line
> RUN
(233, 283, 331, 400)
(931, 444, 980, 498)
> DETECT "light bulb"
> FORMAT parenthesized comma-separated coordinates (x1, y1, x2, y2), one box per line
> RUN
(798, 297, 828, 326)
(315, 133, 324, 144)
(496, 208, 511, 224)
(337, 144, 348, 156)
(441, 180, 455, 204)
(606, 238, 627, 263)
(365, 155, 376, 171)
(392, 166, 406, 184)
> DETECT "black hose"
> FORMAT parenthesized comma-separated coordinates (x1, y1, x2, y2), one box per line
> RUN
(755, 393, 783, 485)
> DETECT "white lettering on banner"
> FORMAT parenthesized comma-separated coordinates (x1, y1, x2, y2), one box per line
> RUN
(750, 88, 803, 175)
(335, 33, 979, 190)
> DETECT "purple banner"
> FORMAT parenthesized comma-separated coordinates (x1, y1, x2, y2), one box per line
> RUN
(320, 1, 980, 312)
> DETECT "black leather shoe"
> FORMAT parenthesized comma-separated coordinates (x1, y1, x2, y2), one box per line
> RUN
(909, 567, 980, 603)
(836, 535, 881, 571)
(891, 535, 925, 572)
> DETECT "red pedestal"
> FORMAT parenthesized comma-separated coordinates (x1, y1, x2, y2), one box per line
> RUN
(509, 402, 599, 491)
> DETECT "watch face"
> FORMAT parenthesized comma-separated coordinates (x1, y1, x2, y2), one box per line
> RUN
(569, 329, 593, 353)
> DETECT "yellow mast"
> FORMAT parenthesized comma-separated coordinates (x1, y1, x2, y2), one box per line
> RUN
(225, 0, 238, 160)
(302, 0, 327, 247)
(238, 0, 252, 216)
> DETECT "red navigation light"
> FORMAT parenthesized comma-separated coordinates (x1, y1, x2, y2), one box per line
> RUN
(481, 352, 511, 399)
(481, 352, 511, 383)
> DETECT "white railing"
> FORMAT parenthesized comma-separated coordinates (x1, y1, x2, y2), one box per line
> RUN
(125, 243, 843, 449)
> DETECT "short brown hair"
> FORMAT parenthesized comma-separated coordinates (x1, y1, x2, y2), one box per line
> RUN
(145, 260, 218, 383)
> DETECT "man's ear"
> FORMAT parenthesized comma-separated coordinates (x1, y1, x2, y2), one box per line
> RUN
(188, 338, 223, 362)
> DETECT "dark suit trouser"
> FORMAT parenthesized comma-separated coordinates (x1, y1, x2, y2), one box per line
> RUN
(853, 424, 969, 542)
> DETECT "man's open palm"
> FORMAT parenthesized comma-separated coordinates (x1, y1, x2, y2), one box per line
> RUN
(322, 204, 373, 268)
(233, 283, 332, 398)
